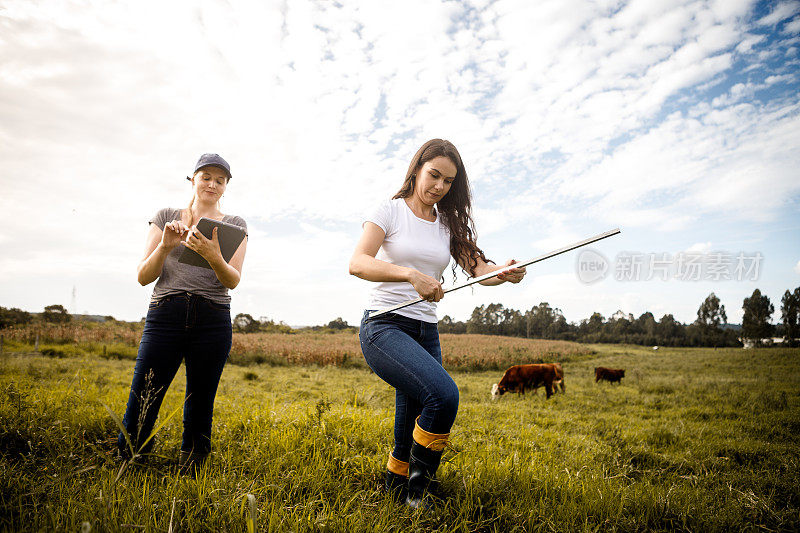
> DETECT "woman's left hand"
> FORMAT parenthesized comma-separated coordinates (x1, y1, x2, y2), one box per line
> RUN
(182, 226, 223, 263)
(496, 259, 526, 284)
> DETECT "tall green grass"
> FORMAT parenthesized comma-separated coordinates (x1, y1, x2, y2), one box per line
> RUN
(0, 344, 798, 531)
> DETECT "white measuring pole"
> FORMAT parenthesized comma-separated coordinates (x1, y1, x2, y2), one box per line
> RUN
(368, 228, 621, 319)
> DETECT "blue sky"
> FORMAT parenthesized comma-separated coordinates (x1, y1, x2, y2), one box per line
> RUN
(0, 0, 798, 327)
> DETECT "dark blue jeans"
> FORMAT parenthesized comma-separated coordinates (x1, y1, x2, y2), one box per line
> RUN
(118, 293, 232, 458)
(359, 311, 459, 462)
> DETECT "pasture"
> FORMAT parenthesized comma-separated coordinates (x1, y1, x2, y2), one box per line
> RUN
(0, 335, 798, 532)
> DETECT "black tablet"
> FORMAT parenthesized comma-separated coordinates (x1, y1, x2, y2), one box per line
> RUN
(177, 217, 247, 269)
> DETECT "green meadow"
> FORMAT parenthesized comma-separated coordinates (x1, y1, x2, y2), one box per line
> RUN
(0, 338, 798, 532)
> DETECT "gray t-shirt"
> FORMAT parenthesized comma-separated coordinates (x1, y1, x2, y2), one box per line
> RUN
(149, 208, 248, 305)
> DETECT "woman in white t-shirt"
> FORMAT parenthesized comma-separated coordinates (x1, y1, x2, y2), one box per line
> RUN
(350, 139, 526, 508)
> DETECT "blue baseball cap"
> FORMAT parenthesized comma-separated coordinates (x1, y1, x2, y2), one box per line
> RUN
(191, 153, 232, 180)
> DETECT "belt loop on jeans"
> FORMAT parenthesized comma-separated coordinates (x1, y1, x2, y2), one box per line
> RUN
(185, 292, 193, 329)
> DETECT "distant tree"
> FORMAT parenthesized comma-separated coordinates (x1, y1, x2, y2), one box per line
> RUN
(525, 303, 557, 338)
(466, 305, 485, 334)
(549, 311, 570, 338)
(438, 315, 467, 334)
(484, 303, 505, 333)
(696, 293, 727, 328)
(500, 308, 524, 337)
(611, 310, 633, 322)
(607, 310, 633, 337)
(580, 312, 605, 336)
(42, 304, 71, 323)
(233, 313, 259, 333)
(439, 315, 455, 332)
(0, 306, 33, 328)
(742, 289, 774, 342)
(635, 312, 657, 338)
(258, 317, 294, 334)
(694, 293, 739, 347)
(657, 314, 682, 341)
(325, 317, 350, 330)
(781, 287, 800, 346)
(467, 304, 506, 335)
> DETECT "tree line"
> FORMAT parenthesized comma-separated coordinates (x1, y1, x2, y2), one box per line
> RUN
(438, 287, 800, 347)
(231, 314, 357, 334)
(0, 304, 70, 327)
(3, 286, 798, 347)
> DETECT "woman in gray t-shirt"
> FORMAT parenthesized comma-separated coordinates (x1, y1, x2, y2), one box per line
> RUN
(117, 153, 248, 474)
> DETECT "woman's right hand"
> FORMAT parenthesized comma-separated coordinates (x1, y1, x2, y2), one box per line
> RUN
(409, 270, 445, 302)
(160, 220, 189, 250)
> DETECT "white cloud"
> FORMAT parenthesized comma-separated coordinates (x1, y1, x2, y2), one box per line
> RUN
(710, 0, 757, 21)
(0, 0, 798, 325)
(686, 242, 713, 253)
(794, 260, 800, 275)
(783, 16, 800, 33)
(757, 1, 800, 26)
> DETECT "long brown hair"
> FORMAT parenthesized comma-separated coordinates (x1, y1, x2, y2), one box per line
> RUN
(393, 139, 492, 278)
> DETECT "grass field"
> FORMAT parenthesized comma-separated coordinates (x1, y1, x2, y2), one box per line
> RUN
(0, 337, 798, 532)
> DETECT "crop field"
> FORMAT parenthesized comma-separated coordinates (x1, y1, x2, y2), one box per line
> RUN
(0, 325, 592, 371)
(0, 335, 798, 532)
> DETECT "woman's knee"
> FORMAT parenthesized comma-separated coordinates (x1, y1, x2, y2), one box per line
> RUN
(430, 380, 459, 417)
(443, 381, 460, 415)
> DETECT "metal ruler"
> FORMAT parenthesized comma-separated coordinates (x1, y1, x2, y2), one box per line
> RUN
(368, 227, 621, 319)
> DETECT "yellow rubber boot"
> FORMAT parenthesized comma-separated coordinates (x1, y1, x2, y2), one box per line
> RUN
(406, 419, 449, 509)
(385, 454, 409, 501)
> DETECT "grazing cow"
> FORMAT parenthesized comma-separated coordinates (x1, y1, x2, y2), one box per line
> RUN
(491, 363, 565, 400)
(594, 367, 625, 384)
(551, 362, 566, 394)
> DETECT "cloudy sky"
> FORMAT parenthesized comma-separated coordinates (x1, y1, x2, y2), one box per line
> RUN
(1, 0, 798, 327)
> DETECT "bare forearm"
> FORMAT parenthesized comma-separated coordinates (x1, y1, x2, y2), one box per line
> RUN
(472, 259, 526, 286)
(479, 277, 504, 286)
(475, 263, 506, 286)
(137, 244, 171, 286)
(349, 254, 413, 283)
(208, 255, 242, 289)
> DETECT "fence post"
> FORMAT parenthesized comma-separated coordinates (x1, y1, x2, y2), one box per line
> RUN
(35, 333, 39, 352)
(103, 345, 107, 357)
(0, 334, 4, 355)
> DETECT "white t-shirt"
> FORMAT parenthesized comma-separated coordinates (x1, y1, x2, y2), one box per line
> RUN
(365, 198, 452, 323)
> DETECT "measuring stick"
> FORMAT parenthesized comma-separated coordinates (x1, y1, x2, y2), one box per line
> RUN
(367, 227, 621, 319)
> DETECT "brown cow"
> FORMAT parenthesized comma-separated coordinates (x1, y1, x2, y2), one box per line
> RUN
(551, 362, 566, 394)
(491, 363, 565, 400)
(524, 363, 566, 396)
(595, 367, 625, 384)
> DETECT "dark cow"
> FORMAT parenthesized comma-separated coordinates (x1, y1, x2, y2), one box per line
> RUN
(491, 363, 565, 400)
(595, 367, 625, 384)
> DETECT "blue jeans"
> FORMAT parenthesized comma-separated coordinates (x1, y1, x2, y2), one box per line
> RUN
(118, 293, 232, 458)
(359, 311, 459, 462)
